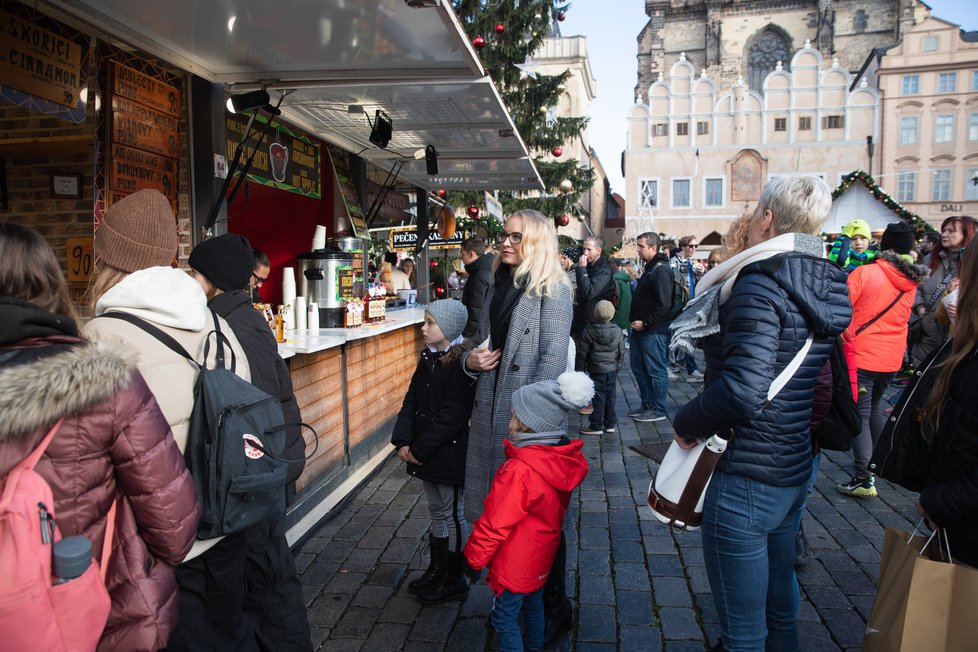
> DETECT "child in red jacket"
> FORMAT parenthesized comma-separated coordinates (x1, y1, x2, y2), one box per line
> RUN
(463, 371, 592, 652)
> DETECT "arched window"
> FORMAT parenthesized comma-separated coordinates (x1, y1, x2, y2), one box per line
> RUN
(854, 10, 867, 34)
(747, 30, 791, 93)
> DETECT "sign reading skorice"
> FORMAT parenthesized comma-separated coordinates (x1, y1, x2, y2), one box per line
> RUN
(0, 9, 82, 107)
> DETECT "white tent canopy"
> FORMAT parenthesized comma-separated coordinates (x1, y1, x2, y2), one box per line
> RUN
(826, 182, 904, 234)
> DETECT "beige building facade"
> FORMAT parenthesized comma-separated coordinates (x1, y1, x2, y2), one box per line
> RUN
(874, 17, 978, 227)
(625, 45, 878, 240)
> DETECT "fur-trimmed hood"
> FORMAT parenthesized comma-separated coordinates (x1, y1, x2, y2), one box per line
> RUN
(876, 250, 930, 285)
(0, 339, 136, 442)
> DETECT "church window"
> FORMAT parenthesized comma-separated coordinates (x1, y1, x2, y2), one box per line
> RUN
(823, 115, 844, 129)
(799, 116, 812, 130)
(854, 11, 867, 34)
(676, 122, 689, 136)
(697, 121, 709, 135)
(747, 30, 791, 94)
(774, 118, 787, 132)
(653, 123, 668, 137)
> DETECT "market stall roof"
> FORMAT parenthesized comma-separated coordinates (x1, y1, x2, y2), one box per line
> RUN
(40, 0, 543, 191)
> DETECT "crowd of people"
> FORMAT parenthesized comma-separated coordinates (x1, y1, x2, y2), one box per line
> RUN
(1, 178, 975, 651)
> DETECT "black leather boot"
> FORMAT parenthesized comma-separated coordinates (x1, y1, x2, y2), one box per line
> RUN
(409, 534, 447, 595)
(416, 550, 469, 604)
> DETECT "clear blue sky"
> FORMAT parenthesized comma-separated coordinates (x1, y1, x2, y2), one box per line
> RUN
(559, 0, 976, 200)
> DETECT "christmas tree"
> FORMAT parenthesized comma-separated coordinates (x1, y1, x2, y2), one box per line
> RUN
(448, 0, 594, 234)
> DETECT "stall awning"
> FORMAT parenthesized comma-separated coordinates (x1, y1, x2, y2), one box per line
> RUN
(40, 0, 542, 191)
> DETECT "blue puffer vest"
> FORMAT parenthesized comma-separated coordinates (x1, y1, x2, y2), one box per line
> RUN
(673, 252, 852, 487)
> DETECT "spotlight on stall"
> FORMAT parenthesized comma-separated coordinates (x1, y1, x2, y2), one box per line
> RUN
(369, 110, 393, 149)
(425, 145, 439, 175)
(226, 89, 270, 114)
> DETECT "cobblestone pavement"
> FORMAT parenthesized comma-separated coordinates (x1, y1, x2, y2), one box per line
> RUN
(296, 363, 918, 651)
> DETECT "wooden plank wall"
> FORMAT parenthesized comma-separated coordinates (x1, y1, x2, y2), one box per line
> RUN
(290, 325, 422, 493)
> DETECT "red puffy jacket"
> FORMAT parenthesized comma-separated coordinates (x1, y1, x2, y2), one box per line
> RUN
(464, 439, 588, 595)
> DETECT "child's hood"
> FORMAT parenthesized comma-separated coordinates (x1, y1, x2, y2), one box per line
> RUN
(504, 439, 589, 492)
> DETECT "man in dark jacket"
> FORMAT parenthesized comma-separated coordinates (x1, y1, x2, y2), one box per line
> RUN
(189, 234, 313, 652)
(459, 237, 494, 339)
(572, 236, 615, 368)
(628, 232, 673, 422)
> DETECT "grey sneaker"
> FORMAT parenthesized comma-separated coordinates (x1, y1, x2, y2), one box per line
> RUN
(836, 475, 877, 497)
(627, 406, 647, 417)
(688, 371, 705, 383)
(633, 410, 666, 423)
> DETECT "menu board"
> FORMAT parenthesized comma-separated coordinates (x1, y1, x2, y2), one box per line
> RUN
(225, 113, 320, 198)
(389, 226, 466, 251)
(0, 9, 82, 107)
(108, 62, 181, 210)
(327, 147, 368, 238)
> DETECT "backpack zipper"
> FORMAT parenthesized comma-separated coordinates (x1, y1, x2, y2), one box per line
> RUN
(37, 502, 53, 544)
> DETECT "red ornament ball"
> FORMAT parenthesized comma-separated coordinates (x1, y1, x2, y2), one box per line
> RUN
(557, 12, 566, 22)
(429, 261, 438, 269)
(436, 189, 447, 198)
(495, 23, 505, 34)
(434, 287, 446, 298)
(467, 206, 479, 217)
(472, 35, 486, 50)
(556, 214, 570, 227)
(551, 146, 563, 157)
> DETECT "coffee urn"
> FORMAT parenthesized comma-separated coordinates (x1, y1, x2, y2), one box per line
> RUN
(296, 251, 355, 328)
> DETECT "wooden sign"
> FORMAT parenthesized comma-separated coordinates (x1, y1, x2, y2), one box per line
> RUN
(110, 95, 180, 158)
(109, 144, 177, 199)
(111, 62, 181, 117)
(65, 236, 93, 284)
(0, 9, 82, 107)
(328, 147, 368, 237)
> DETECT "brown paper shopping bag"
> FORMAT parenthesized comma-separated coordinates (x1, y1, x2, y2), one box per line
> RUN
(863, 526, 978, 651)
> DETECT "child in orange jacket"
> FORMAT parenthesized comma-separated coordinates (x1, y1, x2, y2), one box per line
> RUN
(463, 372, 591, 652)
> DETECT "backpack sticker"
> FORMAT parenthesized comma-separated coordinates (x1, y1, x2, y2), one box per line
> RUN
(243, 434, 265, 459)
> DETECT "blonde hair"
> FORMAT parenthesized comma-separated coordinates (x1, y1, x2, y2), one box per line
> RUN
(919, 238, 978, 439)
(87, 263, 129, 316)
(494, 209, 571, 298)
(720, 213, 753, 258)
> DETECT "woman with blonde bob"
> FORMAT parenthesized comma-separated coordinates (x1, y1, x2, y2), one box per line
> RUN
(462, 209, 574, 644)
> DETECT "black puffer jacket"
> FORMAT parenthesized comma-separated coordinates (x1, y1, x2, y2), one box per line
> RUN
(573, 255, 614, 334)
(629, 253, 673, 333)
(209, 290, 305, 483)
(872, 340, 978, 566)
(673, 251, 852, 486)
(391, 342, 477, 486)
(579, 321, 625, 374)
(462, 253, 495, 339)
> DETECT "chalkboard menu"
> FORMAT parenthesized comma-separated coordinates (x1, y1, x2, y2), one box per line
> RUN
(225, 113, 320, 198)
(108, 62, 181, 210)
(327, 147, 368, 238)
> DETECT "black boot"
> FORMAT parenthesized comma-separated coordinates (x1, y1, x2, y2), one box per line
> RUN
(795, 522, 809, 568)
(416, 549, 469, 604)
(409, 534, 447, 595)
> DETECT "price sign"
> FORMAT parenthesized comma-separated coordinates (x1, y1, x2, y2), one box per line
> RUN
(66, 236, 93, 284)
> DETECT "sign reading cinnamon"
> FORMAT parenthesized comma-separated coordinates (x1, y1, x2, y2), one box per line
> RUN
(0, 9, 82, 107)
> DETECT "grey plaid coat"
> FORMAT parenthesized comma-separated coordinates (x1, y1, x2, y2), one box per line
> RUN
(463, 279, 572, 522)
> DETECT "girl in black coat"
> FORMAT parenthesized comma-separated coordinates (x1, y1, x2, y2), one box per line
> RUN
(873, 237, 978, 566)
(392, 300, 476, 604)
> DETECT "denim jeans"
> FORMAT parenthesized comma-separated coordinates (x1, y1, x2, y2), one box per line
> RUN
(851, 369, 896, 478)
(589, 371, 618, 429)
(629, 330, 669, 414)
(702, 470, 809, 651)
(491, 588, 544, 652)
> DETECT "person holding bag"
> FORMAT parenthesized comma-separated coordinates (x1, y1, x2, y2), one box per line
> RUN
(670, 176, 851, 651)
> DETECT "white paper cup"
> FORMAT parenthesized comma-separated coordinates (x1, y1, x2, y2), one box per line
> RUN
(294, 296, 307, 330)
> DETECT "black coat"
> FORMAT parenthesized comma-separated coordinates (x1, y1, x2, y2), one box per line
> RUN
(629, 253, 673, 333)
(392, 343, 476, 486)
(872, 340, 978, 567)
(573, 255, 614, 334)
(462, 253, 495, 339)
(209, 290, 305, 483)
(579, 321, 625, 374)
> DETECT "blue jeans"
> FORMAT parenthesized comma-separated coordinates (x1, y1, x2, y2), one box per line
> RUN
(629, 330, 669, 414)
(491, 588, 544, 652)
(589, 371, 618, 429)
(702, 470, 808, 651)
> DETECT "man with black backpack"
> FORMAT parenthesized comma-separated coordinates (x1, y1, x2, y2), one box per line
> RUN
(628, 232, 675, 423)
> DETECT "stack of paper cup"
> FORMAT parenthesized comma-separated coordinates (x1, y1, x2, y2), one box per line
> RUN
(311, 225, 327, 251)
(294, 296, 307, 330)
(282, 267, 296, 329)
(307, 302, 320, 331)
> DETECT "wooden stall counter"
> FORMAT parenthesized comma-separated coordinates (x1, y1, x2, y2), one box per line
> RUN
(283, 307, 426, 546)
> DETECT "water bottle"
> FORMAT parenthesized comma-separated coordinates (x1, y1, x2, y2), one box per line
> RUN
(52, 536, 92, 584)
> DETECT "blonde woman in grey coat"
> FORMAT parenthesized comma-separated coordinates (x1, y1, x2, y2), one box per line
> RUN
(462, 209, 573, 644)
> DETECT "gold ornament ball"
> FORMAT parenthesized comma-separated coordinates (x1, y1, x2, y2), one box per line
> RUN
(539, 106, 548, 114)
(559, 179, 574, 193)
